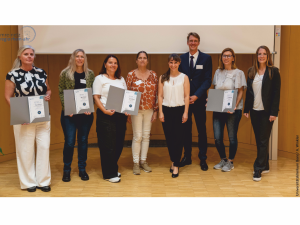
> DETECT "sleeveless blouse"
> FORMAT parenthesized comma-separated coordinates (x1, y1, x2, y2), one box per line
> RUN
(162, 73, 185, 107)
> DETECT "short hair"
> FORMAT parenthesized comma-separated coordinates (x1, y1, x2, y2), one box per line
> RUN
(218, 48, 237, 70)
(136, 51, 148, 60)
(187, 32, 200, 42)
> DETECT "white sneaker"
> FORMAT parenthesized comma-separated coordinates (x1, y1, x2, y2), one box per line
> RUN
(118, 172, 121, 177)
(106, 177, 121, 183)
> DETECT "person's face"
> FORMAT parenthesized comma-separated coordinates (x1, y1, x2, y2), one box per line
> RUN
(105, 57, 118, 74)
(19, 49, 34, 66)
(168, 58, 181, 71)
(222, 51, 234, 67)
(257, 48, 268, 65)
(136, 53, 148, 67)
(187, 35, 200, 52)
(75, 51, 85, 68)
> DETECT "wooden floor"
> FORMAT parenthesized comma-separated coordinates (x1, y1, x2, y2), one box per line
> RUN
(0, 146, 296, 197)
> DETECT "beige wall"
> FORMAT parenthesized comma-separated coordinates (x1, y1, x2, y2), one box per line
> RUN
(0, 25, 298, 163)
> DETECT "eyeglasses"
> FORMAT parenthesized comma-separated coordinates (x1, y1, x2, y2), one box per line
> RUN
(222, 55, 233, 59)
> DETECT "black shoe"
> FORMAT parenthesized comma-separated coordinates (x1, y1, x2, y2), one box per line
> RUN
(172, 169, 179, 178)
(37, 186, 51, 192)
(200, 160, 208, 171)
(62, 171, 71, 182)
(253, 170, 262, 181)
(179, 156, 192, 167)
(170, 167, 173, 173)
(27, 186, 36, 192)
(79, 170, 89, 181)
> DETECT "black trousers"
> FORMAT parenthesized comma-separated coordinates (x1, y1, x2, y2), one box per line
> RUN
(162, 105, 185, 167)
(96, 108, 127, 179)
(250, 109, 274, 171)
(183, 99, 208, 161)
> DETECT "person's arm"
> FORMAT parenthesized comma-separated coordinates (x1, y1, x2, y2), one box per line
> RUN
(158, 76, 164, 122)
(151, 72, 158, 123)
(58, 71, 66, 108)
(4, 80, 15, 106)
(45, 78, 51, 101)
(243, 72, 252, 118)
(182, 75, 190, 123)
(269, 67, 281, 121)
(192, 55, 212, 102)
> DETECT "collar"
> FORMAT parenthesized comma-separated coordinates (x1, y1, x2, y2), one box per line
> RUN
(189, 50, 199, 59)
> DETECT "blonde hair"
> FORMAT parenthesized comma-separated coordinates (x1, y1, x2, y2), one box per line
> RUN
(218, 48, 237, 70)
(60, 49, 90, 80)
(11, 45, 35, 70)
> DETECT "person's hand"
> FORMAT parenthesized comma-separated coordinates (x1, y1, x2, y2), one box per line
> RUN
(105, 109, 115, 116)
(151, 111, 157, 123)
(22, 123, 30, 125)
(125, 112, 130, 116)
(44, 95, 51, 101)
(269, 116, 276, 122)
(69, 114, 73, 117)
(159, 112, 164, 122)
(244, 113, 249, 118)
(205, 98, 208, 107)
(84, 111, 91, 115)
(127, 115, 132, 124)
(182, 113, 188, 123)
(189, 95, 198, 104)
(227, 107, 236, 114)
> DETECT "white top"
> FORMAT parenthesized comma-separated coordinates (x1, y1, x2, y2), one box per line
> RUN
(162, 73, 186, 107)
(92, 74, 127, 107)
(189, 51, 199, 67)
(212, 68, 247, 110)
(252, 72, 264, 110)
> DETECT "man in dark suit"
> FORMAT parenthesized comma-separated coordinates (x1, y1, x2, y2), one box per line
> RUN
(178, 32, 212, 171)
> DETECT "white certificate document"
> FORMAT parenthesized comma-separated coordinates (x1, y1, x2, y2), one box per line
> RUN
(74, 89, 90, 113)
(121, 90, 138, 113)
(28, 96, 45, 123)
(222, 90, 234, 112)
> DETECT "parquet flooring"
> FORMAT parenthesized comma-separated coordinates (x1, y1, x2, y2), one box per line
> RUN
(0, 146, 296, 197)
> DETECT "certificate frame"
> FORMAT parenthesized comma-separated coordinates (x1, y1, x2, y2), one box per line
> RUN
(10, 95, 50, 125)
(206, 89, 238, 113)
(105, 86, 141, 116)
(63, 88, 94, 116)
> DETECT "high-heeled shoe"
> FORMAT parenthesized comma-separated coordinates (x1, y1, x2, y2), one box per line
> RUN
(172, 168, 179, 178)
(170, 167, 173, 173)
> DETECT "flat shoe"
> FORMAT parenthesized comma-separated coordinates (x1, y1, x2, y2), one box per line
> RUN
(27, 186, 36, 192)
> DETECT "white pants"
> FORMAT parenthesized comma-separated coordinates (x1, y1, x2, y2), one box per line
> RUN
(13, 120, 51, 189)
(131, 109, 153, 163)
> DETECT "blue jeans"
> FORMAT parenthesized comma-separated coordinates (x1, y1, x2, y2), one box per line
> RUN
(213, 110, 242, 160)
(60, 111, 94, 172)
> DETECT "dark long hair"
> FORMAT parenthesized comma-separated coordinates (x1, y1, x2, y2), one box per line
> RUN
(99, 54, 121, 79)
(161, 54, 181, 83)
(248, 45, 274, 80)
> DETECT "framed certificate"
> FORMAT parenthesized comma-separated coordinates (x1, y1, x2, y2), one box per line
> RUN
(206, 89, 238, 113)
(63, 88, 94, 116)
(105, 86, 141, 116)
(10, 95, 50, 125)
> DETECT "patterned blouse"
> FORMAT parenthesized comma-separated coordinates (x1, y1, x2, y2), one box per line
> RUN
(126, 70, 158, 112)
(6, 66, 48, 97)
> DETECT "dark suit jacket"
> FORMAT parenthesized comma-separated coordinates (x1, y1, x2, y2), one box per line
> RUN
(178, 50, 212, 103)
(244, 67, 281, 117)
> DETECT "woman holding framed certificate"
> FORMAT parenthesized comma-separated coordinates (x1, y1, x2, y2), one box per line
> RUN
(58, 49, 95, 182)
(4, 45, 52, 192)
(126, 51, 158, 175)
(211, 48, 247, 172)
(93, 55, 128, 183)
(158, 54, 190, 178)
(244, 46, 281, 182)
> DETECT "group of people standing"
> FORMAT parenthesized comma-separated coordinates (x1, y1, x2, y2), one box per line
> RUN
(4, 32, 281, 192)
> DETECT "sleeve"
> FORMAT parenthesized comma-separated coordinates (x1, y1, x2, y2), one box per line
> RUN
(194, 55, 212, 98)
(212, 69, 218, 86)
(87, 70, 95, 88)
(6, 71, 15, 83)
(126, 71, 133, 90)
(92, 76, 103, 95)
(152, 71, 159, 112)
(122, 77, 127, 90)
(243, 73, 253, 114)
(235, 70, 247, 89)
(270, 67, 281, 117)
(58, 71, 66, 107)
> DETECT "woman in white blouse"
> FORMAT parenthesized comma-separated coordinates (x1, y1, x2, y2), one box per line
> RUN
(211, 48, 247, 172)
(93, 55, 128, 183)
(158, 54, 190, 178)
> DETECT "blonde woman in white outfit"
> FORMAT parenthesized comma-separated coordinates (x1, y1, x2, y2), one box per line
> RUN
(4, 45, 51, 192)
